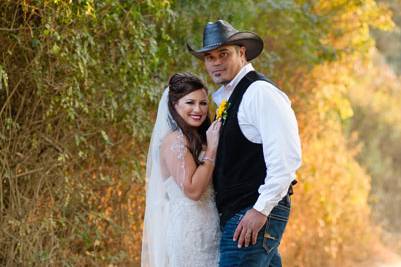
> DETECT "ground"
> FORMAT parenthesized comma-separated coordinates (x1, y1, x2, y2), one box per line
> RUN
(358, 245, 401, 267)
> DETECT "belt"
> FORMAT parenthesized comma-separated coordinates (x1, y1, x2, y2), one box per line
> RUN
(288, 179, 297, 195)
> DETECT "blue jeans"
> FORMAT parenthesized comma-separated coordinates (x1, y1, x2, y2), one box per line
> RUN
(219, 195, 291, 267)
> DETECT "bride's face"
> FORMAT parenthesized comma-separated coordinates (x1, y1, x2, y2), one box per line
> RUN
(174, 89, 209, 127)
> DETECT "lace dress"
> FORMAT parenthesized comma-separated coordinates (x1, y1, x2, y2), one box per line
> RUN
(162, 134, 220, 266)
(164, 178, 220, 266)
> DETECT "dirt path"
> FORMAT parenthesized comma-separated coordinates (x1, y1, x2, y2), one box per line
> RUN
(358, 247, 401, 267)
(377, 262, 401, 267)
(376, 250, 401, 267)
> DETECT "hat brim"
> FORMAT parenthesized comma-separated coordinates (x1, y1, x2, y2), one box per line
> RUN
(187, 31, 263, 61)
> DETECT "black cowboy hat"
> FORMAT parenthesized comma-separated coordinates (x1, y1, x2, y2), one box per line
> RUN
(187, 20, 263, 61)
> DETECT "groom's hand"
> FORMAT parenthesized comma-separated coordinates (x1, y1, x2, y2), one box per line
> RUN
(233, 208, 267, 248)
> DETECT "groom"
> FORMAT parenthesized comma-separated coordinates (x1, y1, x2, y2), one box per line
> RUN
(187, 20, 302, 266)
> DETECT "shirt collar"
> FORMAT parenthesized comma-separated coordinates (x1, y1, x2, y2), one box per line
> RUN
(212, 63, 255, 105)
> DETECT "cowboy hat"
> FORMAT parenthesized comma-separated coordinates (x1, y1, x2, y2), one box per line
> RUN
(187, 20, 263, 61)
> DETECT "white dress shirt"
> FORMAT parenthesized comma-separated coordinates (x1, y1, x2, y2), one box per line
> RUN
(212, 63, 302, 217)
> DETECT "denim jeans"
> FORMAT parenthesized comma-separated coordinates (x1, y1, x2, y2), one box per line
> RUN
(219, 194, 291, 267)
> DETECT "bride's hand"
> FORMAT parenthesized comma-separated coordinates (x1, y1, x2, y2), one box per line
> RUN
(206, 120, 222, 153)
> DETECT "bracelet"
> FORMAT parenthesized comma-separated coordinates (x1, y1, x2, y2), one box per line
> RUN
(202, 156, 215, 165)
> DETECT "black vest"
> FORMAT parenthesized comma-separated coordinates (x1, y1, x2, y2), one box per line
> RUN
(213, 71, 274, 226)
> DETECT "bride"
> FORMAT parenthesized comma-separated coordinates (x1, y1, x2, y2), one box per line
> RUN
(141, 73, 221, 266)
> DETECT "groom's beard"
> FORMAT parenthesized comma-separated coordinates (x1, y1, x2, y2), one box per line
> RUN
(212, 75, 232, 85)
(218, 80, 231, 85)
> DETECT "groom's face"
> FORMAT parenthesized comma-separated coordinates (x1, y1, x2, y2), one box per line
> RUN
(204, 45, 246, 85)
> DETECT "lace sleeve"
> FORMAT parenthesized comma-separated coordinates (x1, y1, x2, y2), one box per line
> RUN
(161, 131, 197, 191)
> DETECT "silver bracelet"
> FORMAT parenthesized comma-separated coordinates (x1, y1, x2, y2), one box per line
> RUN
(202, 156, 215, 165)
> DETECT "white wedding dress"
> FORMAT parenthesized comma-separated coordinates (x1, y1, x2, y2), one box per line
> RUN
(164, 176, 220, 266)
(142, 88, 220, 267)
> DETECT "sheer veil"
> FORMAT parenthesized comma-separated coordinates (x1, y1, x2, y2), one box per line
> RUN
(141, 88, 176, 267)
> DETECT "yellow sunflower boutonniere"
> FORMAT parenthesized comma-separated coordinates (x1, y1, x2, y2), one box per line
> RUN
(216, 99, 230, 124)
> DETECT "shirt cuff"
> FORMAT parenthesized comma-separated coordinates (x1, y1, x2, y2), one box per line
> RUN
(253, 199, 274, 217)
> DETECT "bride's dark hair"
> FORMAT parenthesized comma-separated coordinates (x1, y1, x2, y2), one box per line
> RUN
(168, 72, 211, 165)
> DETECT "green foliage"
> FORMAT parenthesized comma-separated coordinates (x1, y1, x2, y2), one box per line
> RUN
(1, 0, 174, 265)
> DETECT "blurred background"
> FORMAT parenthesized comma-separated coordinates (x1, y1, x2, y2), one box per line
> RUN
(0, 0, 400, 266)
